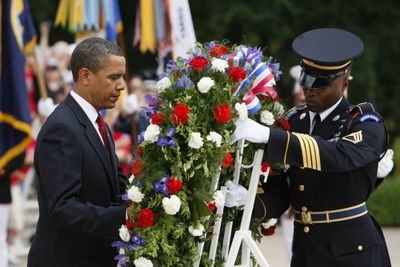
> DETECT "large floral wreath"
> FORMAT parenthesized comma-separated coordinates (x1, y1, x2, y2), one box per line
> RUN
(113, 41, 290, 267)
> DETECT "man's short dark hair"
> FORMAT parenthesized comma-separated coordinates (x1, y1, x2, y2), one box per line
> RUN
(70, 37, 124, 81)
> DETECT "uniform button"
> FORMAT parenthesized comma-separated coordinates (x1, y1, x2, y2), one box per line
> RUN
(357, 245, 363, 251)
(303, 226, 310, 233)
(299, 185, 305, 191)
(301, 206, 307, 212)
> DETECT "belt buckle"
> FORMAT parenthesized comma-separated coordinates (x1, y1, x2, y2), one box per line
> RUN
(301, 211, 313, 224)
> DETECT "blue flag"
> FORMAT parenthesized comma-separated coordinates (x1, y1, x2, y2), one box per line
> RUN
(0, 0, 36, 169)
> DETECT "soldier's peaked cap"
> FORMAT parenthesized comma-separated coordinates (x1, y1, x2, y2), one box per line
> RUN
(292, 28, 364, 75)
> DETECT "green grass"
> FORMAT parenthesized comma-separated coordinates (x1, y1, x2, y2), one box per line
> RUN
(368, 175, 400, 226)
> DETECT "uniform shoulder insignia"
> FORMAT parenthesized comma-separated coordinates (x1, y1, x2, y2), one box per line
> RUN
(343, 130, 363, 144)
(296, 104, 307, 111)
(284, 104, 306, 120)
(358, 113, 380, 123)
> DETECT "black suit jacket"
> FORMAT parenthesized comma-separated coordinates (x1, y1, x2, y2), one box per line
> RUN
(260, 98, 391, 267)
(28, 94, 127, 267)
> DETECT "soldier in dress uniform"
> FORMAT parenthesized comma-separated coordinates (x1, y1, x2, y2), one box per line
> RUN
(231, 28, 391, 267)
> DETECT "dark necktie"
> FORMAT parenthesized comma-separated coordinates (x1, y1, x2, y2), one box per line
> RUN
(96, 113, 110, 153)
(312, 114, 321, 134)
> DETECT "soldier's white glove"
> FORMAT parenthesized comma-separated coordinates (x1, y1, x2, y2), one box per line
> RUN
(230, 118, 270, 144)
(121, 94, 138, 114)
(377, 149, 394, 178)
(224, 180, 248, 209)
(38, 97, 56, 117)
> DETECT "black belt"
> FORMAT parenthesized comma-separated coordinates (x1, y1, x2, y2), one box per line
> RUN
(294, 202, 367, 224)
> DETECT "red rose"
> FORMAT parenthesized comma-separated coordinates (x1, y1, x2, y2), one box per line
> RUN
(260, 224, 276, 236)
(222, 153, 234, 168)
(125, 218, 135, 230)
(210, 45, 228, 58)
(228, 67, 246, 82)
(167, 176, 183, 194)
(207, 202, 216, 213)
(214, 103, 231, 123)
(261, 162, 273, 174)
(135, 146, 143, 158)
(172, 104, 190, 124)
(151, 112, 164, 126)
(275, 117, 291, 131)
(189, 56, 209, 71)
(137, 208, 154, 228)
(131, 159, 145, 177)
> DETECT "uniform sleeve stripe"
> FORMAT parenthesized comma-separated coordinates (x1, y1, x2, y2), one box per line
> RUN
(302, 134, 317, 169)
(303, 134, 321, 171)
(308, 135, 321, 171)
(293, 133, 308, 168)
(293, 133, 321, 171)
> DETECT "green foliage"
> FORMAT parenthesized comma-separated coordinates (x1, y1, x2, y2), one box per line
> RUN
(368, 175, 400, 226)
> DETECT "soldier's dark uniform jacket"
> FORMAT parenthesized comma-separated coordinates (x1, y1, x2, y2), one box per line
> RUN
(257, 97, 391, 267)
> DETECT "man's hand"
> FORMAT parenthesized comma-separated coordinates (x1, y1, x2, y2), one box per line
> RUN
(224, 180, 248, 209)
(377, 149, 394, 178)
(230, 118, 270, 144)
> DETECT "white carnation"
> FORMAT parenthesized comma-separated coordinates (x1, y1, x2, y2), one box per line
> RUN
(213, 190, 225, 207)
(211, 58, 228, 72)
(188, 132, 203, 149)
(197, 77, 215, 93)
(235, 102, 248, 119)
(206, 131, 222, 147)
(144, 124, 160, 143)
(134, 257, 153, 267)
(162, 195, 181, 215)
(127, 185, 145, 203)
(260, 110, 275, 125)
(118, 225, 130, 242)
(156, 77, 171, 92)
(188, 224, 205, 237)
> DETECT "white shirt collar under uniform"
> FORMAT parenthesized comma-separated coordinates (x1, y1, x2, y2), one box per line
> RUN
(309, 97, 343, 125)
(70, 90, 103, 143)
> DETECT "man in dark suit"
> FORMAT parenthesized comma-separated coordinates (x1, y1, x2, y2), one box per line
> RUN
(28, 37, 128, 267)
(232, 28, 391, 266)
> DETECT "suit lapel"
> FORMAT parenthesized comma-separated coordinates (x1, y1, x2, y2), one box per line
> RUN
(65, 95, 118, 194)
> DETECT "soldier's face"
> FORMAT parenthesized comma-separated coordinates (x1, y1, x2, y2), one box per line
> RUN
(302, 74, 349, 113)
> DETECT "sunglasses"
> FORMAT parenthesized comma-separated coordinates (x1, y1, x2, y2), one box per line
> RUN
(300, 70, 346, 89)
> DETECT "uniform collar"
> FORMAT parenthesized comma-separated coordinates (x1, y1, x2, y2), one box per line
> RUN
(309, 97, 343, 124)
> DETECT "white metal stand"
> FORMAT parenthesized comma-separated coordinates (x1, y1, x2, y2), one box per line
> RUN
(225, 149, 271, 267)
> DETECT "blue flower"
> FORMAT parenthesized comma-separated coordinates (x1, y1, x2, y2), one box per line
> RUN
(137, 132, 144, 145)
(204, 41, 219, 51)
(121, 194, 129, 201)
(131, 233, 145, 247)
(114, 254, 127, 267)
(166, 60, 179, 72)
(154, 174, 170, 195)
(175, 76, 193, 90)
(157, 128, 177, 148)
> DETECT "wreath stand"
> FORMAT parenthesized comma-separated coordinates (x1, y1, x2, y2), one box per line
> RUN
(194, 140, 271, 267)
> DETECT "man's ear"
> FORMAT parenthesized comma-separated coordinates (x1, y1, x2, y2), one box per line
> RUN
(78, 68, 91, 86)
(342, 72, 350, 92)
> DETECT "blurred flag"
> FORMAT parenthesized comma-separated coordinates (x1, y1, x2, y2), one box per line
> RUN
(169, 0, 196, 59)
(0, 0, 36, 169)
(55, 0, 123, 42)
(133, 0, 196, 71)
